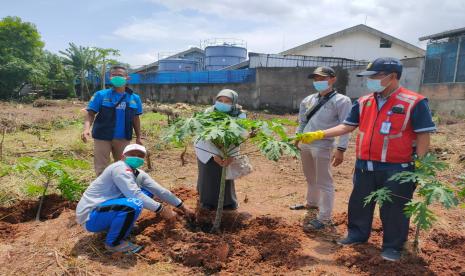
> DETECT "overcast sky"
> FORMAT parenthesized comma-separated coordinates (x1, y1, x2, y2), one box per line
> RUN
(2, 0, 465, 67)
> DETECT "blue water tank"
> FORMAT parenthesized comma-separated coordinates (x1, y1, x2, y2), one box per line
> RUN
(158, 58, 199, 72)
(205, 45, 247, 71)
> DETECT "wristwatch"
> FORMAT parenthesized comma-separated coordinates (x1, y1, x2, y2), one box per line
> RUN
(337, 147, 346, 152)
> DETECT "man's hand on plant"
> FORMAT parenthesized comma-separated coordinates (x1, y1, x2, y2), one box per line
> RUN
(159, 206, 177, 223)
(178, 205, 195, 222)
(298, 130, 325, 144)
(81, 129, 91, 143)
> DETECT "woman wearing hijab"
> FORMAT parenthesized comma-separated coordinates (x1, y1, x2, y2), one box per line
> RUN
(195, 89, 246, 211)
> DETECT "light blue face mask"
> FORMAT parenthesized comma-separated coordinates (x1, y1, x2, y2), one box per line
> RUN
(125, 156, 144, 169)
(366, 74, 392, 92)
(214, 101, 232, 113)
(313, 81, 330, 92)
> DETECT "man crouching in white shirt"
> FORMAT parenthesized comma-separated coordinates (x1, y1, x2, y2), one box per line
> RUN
(76, 144, 194, 254)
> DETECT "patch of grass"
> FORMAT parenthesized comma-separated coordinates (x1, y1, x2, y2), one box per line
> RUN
(49, 118, 83, 130)
(68, 140, 92, 157)
(141, 112, 167, 139)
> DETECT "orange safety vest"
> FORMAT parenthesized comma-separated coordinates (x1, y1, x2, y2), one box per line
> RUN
(356, 87, 425, 163)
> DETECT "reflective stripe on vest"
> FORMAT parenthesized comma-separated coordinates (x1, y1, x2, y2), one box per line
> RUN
(356, 87, 424, 163)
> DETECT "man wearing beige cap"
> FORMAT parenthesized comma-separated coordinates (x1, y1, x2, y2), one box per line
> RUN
(292, 66, 352, 230)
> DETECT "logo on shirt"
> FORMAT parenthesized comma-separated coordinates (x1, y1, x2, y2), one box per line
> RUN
(116, 102, 126, 110)
(127, 198, 143, 206)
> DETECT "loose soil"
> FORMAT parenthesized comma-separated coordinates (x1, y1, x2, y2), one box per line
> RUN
(0, 102, 464, 275)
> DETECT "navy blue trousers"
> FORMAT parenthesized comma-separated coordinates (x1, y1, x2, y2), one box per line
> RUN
(347, 168, 416, 251)
(85, 189, 152, 246)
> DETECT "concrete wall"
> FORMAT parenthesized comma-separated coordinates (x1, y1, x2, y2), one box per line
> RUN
(420, 83, 465, 115)
(129, 67, 350, 113)
(289, 30, 422, 61)
(131, 82, 259, 109)
(255, 67, 348, 112)
(345, 57, 425, 99)
(130, 59, 465, 115)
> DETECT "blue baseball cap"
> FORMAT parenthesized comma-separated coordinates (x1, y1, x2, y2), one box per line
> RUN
(357, 57, 403, 78)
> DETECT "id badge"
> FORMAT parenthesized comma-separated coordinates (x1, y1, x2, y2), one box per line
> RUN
(380, 121, 391, 135)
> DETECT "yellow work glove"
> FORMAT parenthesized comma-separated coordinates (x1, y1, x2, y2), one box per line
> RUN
(415, 160, 421, 169)
(299, 130, 325, 144)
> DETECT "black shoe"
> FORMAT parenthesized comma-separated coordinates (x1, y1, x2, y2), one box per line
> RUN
(303, 219, 326, 231)
(337, 236, 365, 246)
(290, 203, 318, 210)
(381, 248, 401, 262)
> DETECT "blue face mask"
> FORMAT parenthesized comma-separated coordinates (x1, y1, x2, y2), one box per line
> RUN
(313, 81, 330, 92)
(214, 101, 232, 113)
(366, 74, 392, 92)
(125, 156, 144, 169)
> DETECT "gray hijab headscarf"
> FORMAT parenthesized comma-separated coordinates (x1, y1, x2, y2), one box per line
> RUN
(209, 89, 243, 117)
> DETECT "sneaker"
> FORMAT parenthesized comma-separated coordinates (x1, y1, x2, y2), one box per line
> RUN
(105, 240, 143, 255)
(303, 219, 326, 230)
(290, 203, 318, 210)
(381, 248, 401, 262)
(337, 236, 365, 246)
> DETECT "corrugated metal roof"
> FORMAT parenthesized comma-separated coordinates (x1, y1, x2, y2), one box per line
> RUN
(419, 27, 465, 41)
(131, 47, 204, 73)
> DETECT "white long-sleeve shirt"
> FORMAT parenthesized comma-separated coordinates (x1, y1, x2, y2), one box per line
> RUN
(76, 161, 182, 225)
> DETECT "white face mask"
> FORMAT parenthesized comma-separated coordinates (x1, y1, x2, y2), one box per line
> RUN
(366, 74, 392, 92)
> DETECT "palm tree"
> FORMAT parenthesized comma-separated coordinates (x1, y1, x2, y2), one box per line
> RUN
(59, 43, 98, 100)
(93, 48, 120, 90)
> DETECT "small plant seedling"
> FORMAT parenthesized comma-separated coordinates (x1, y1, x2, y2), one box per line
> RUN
(163, 111, 299, 232)
(14, 157, 87, 221)
(364, 153, 460, 253)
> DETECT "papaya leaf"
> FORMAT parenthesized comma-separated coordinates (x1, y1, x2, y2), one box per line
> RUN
(404, 201, 436, 230)
(364, 187, 393, 207)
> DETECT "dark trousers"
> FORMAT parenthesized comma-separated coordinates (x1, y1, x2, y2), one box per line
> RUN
(347, 168, 416, 251)
(197, 159, 237, 210)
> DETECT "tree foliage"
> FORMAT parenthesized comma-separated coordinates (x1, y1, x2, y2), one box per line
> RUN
(0, 16, 45, 99)
(164, 111, 299, 162)
(164, 111, 299, 232)
(60, 43, 100, 100)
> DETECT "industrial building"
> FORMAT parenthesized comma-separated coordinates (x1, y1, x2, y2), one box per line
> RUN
(123, 25, 464, 115)
(280, 24, 425, 61)
(132, 38, 247, 74)
(419, 27, 465, 115)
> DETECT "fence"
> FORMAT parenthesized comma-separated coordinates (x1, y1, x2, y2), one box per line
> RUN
(423, 35, 465, 83)
(248, 53, 368, 69)
(123, 69, 256, 85)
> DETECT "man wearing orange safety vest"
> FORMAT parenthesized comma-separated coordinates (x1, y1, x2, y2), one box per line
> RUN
(296, 57, 436, 261)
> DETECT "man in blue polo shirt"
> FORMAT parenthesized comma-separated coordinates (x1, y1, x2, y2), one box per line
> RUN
(296, 57, 436, 261)
(82, 65, 143, 175)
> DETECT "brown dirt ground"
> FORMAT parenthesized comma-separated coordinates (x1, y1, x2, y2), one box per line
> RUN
(0, 103, 464, 275)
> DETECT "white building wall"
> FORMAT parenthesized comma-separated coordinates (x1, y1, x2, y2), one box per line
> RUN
(289, 31, 422, 61)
